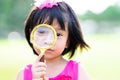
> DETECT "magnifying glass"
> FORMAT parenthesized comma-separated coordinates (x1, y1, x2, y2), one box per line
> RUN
(30, 24, 57, 62)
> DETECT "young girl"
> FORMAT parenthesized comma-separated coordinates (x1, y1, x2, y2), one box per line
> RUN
(16, 0, 90, 80)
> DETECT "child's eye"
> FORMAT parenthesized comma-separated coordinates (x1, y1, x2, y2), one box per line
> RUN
(57, 33, 62, 37)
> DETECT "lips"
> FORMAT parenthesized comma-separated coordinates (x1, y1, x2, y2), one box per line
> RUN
(45, 49, 54, 53)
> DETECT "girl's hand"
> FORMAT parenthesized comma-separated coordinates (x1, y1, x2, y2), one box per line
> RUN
(32, 54, 47, 80)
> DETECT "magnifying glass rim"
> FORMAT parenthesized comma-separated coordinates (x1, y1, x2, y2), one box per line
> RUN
(30, 24, 57, 49)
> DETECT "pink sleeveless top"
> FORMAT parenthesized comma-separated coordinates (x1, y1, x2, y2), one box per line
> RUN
(24, 60, 79, 80)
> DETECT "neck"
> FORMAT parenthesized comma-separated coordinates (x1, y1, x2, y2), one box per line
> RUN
(45, 56, 68, 78)
(45, 56, 67, 65)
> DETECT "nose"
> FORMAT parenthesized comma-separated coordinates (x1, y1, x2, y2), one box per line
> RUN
(44, 39, 52, 45)
(43, 35, 54, 47)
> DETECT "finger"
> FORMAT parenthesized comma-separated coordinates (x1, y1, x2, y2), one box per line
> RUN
(37, 71, 46, 77)
(35, 62, 47, 68)
(36, 67, 46, 72)
(35, 54, 43, 63)
(44, 60, 46, 63)
(44, 77, 49, 80)
(34, 71, 46, 79)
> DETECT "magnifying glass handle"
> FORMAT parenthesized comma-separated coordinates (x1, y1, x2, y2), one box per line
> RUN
(40, 55, 44, 62)
(39, 49, 45, 62)
(39, 55, 45, 79)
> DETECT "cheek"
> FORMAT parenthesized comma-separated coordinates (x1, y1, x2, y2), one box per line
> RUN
(33, 46, 41, 55)
(54, 40, 67, 54)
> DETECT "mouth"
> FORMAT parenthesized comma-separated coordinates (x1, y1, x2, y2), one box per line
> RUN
(45, 49, 54, 53)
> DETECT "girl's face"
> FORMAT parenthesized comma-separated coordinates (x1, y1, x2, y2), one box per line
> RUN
(33, 19, 68, 60)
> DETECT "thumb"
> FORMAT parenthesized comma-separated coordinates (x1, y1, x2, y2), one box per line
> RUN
(44, 76, 49, 80)
(35, 54, 43, 63)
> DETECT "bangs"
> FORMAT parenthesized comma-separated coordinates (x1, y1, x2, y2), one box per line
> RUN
(33, 6, 68, 30)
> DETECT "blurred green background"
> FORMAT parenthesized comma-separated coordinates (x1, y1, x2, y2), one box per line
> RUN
(0, 0, 120, 80)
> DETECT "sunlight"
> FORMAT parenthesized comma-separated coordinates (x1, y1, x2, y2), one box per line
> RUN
(65, 0, 119, 14)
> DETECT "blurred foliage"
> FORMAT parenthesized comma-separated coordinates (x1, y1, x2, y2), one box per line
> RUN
(0, 0, 120, 38)
(0, 0, 33, 38)
(79, 5, 120, 33)
(80, 5, 120, 21)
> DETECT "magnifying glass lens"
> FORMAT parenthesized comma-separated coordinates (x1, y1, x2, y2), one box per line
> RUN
(34, 26, 55, 48)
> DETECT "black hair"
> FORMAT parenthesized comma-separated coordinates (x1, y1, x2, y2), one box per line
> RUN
(24, 1, 90, 59)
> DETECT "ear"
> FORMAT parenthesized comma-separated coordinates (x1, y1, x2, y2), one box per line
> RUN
(65, 40, 69, 48)
(65, 45, 68, 48)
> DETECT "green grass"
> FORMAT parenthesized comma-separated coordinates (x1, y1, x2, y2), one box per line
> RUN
(0, 34, 120, 80)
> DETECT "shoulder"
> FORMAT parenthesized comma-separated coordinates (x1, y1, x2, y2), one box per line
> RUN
(68, 60, 78, 65)
(16, 64, 32, 80)
(16, 69, 24, 80)
(78, 63, 90, 80)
